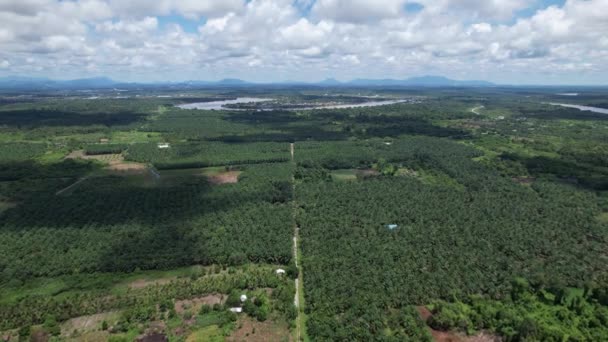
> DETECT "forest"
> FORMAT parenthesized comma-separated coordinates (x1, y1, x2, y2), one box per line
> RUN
(0, 87, 607, 341)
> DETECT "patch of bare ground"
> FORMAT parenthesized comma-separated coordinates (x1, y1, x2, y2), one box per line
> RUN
(30, 329, 49, 342)
(61, 311, 119, 337)
(64, 331, 109, 342)
(207, 171, 241, 185)
(226, 316, 291, 342)
(416, 306, 502, 342)
(512, 176, 535, 185)
(105, 162, 147, 172)
(128, 277, 177, 290)
(356, 169, 380, 178)
(174, 294, 226, 315)
(66, 150, 147, 173)
(136, 332, 168, 342)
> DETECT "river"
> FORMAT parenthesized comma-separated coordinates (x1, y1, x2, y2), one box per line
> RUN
(176, 98, 412, 111)
(547, 103, 608, 115)
(176, 97, 273, 110)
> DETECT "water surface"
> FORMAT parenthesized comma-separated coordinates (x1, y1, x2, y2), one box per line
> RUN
(176, 97, 273, 110)
(547, 103, 608, 115)
(177, 98, 411, 111)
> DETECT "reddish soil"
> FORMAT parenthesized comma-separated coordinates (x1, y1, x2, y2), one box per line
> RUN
(416, 306, 501, 342)
(417, 306, 433, 321)
(106, 162, 147, 171)
(431, 330, 464, 342)
(226, 316, 291, 342)
(207, 171, 241, 185)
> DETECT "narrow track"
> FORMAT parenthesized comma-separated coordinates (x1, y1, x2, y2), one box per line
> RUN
(290, 142, 304, 341)
(471, 105, 484, 115)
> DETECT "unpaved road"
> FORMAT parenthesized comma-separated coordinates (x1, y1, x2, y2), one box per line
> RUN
(471, 105, 484, 115)
(56, 177, 89, 195)
(291, 142, 303, 341)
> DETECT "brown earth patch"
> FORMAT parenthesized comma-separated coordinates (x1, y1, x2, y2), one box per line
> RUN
(136, 333, 168, 342)
(174, 294, 226, 315)
(128, 277, 176, 290)
(30, 329, 49, 342)
(67, 150, 146, 172)
(356, 169, 380, 178)
(106, 162, 147, 171)
(417, 306, 432, 322)
(207, 171, 241, 185)
(417, 306, 502, 342)
(512, 176, 535, 185)
(226, 316, 291, 342)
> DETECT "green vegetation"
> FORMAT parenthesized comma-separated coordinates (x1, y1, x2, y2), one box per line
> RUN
(429, 278, 608, 340)
(0, 87, 607, 341)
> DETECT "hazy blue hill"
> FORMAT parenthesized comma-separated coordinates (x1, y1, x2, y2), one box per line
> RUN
(0, 75, 494, 90)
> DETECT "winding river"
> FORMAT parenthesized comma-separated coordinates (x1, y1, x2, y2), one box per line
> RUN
(176, 98, 412, 111)
(547, 103, 608, 115)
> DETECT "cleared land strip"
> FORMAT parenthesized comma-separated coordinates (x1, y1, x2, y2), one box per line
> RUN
(291, 142, 305, 341)
(56, 176, 89, 195)
(471, 105, 485, 115)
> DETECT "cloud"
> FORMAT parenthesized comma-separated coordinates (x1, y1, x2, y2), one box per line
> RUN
(0, 0, 606, 84)
(107, 0, 245, 19)
(312, 0, 407, 22)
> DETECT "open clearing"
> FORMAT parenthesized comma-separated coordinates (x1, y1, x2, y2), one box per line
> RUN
(186, 325, 223, 342)
(207, 171, 241, 185)
(61, 311, 120, 337)
(66, 150, 147, 173)
(128, 277, 177, 289)
(331, 168, 380, 181)
(226, 316, 291, 342)
(158, 166, 243, 185)
(174, 294, 226, 314)
(417, 306, 500, 342)
(0, 198, 16, 213)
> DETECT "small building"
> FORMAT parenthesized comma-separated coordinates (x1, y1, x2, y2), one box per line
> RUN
(240, 294, 247, 303)
(157, 143, 170, 149)
(384, 142, 392, 146)
(99, 138, 109, 143)
(229, 307, 243, 313)
(276, 268, 286, 275)
(386, 224, 398, 230)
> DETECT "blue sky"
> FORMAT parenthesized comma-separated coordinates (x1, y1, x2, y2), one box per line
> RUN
(0, 0, 607, 85)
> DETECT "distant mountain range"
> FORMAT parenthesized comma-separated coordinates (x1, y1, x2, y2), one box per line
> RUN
(0, 75, 495, 90)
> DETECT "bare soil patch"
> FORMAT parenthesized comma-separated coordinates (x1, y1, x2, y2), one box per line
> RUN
(136, 333, 168, 342)
(106, 162, 147, 172)
(174, 294, 226, 314)
(416, 306, 501, 342)
(226, 316, 291, 342)
(61, 311, 119, 337)
(356, 169, 380, 178)
(128, 277, 176, 290)
(512, 176, 535, 185)
(417, 306, 432, 321)
(207, 171, 241, 185)
(66, 150, 146, 173)
(30, 329, 49, 342)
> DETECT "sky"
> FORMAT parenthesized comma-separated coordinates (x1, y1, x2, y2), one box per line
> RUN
(0, 0, 607, 85)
